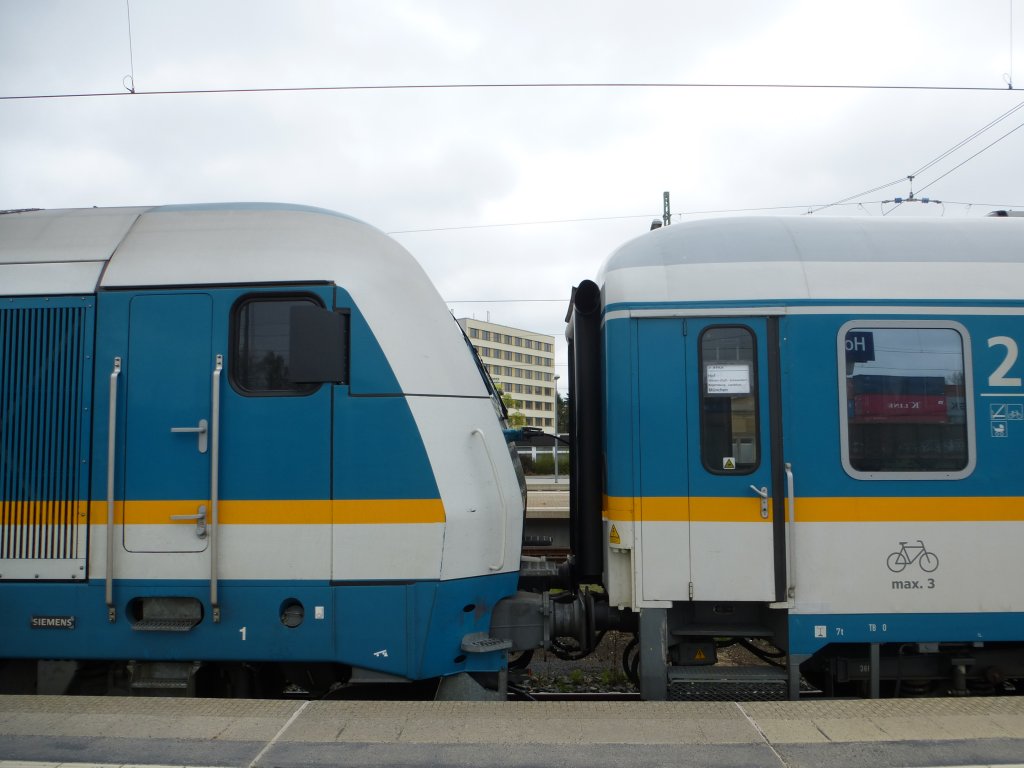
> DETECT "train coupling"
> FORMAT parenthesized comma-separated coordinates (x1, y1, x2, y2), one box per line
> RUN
(489, 588, 636, 655)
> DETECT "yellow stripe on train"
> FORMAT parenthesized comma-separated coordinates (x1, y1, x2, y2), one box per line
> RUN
(85, 499, 446, 525)
(603, 495, 1024, 523)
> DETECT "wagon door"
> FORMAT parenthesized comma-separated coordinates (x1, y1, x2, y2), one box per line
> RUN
(637, 318, 779, 602)
(122, 293, 214, 553)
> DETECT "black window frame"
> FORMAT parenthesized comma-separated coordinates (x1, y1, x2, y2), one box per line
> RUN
(698, 324, 761, 475)
(230, 292, 326, 397)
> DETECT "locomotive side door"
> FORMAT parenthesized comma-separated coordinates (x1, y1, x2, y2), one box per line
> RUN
(637, 317, 778, 602)
(120, 288, 335, 566)
(122, 292, 214, 553)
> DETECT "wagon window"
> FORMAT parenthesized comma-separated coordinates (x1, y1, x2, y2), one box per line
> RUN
(232, 295, 322, 395)
(699, 326, 759, 473)
(840, 325, 972, 476)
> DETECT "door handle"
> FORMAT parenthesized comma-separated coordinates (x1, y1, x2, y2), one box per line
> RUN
(171, 504, 208, 538)
(171, 419, 208, 453)
(749, 485, 769, 519)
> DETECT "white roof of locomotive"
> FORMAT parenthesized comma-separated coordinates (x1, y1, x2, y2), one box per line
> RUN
(599, 216, 1024, 306)
(0, 204, 409, 291)
(0, 204, 483, 397)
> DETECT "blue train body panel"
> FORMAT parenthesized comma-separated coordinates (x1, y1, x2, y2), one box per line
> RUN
(0, 205, 525, 694)
(1, 573, 516, 677)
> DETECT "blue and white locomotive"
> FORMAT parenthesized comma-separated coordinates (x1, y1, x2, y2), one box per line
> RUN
(564, 214, 1024, 699)
(5, 203, 1024, 701)
(0, 204, 524, 696)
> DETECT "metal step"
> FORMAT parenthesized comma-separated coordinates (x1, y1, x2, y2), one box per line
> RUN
(130, 678, 189, 691)
(131, 618, 200, 632)
(127, 660, 201, 697)
(461, 632, 513, 654)
(668, 664, 789, 702)
(523, 535, 553, 547)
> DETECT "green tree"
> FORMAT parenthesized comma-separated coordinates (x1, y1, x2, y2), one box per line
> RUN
(498, 387, 526, 427)
(556, 391, 569, 434)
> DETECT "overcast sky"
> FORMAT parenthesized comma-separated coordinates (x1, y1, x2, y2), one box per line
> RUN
(2, 1, 1022, 387)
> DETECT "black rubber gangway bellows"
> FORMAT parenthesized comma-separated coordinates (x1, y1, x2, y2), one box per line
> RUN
(566, 280, 603, 586)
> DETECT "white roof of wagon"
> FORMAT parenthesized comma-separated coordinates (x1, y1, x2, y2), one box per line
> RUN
(0, 204, 483, 397)
(599, 216, 1024, 306)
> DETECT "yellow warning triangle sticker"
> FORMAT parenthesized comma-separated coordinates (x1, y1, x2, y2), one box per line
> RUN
(722, 457, 736, 470)
(695, 648, 706, 661)
(609, 525, 621, 545)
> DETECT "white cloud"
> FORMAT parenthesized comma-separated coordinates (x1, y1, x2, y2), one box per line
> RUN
(2, 0, 1023, 389)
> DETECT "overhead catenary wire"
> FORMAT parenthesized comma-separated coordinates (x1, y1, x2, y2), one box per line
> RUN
(123, 0, 136, 93)
(3, 80, 1024, 102)
(910, 99, 1024, 178)
(387, 213, 654, 234)
(392, 197, 1022, 236)
(916, 117, 1024, 196)
(1009, 0, 1016, 90)
(809, 97, 1024, 215)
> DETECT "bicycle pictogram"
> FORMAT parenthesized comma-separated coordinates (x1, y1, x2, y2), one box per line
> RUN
(886, 540, 939, 573)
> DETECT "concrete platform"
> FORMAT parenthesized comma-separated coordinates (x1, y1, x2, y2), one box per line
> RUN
(2, 695, 1024, 767)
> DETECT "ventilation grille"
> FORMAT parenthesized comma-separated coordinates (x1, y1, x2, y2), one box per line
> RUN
(1, 303, 91, 561)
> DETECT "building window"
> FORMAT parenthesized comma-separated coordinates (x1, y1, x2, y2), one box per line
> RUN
(699, 326, 759, 473)
(839, 322, 974, 478)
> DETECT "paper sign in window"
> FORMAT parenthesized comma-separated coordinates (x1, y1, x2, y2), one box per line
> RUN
(706, 364, 751, 395)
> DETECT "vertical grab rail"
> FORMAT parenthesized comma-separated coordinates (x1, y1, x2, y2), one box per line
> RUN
(785, 462, 796, 600)
(105, 357, 121, 623)
(210, 354, 223, 623)
(471, 428, 508, 572)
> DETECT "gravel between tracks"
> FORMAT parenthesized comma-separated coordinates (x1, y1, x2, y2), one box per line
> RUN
(516, 632, 773, 695)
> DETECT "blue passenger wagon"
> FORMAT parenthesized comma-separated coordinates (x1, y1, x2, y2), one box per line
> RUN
(565, 215, 1024, 698)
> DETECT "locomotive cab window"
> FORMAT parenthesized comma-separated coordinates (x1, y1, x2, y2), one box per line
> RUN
(232, 295, 349, 395)
(700, 326, 759, 473)
(839, 321, 975, 479)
